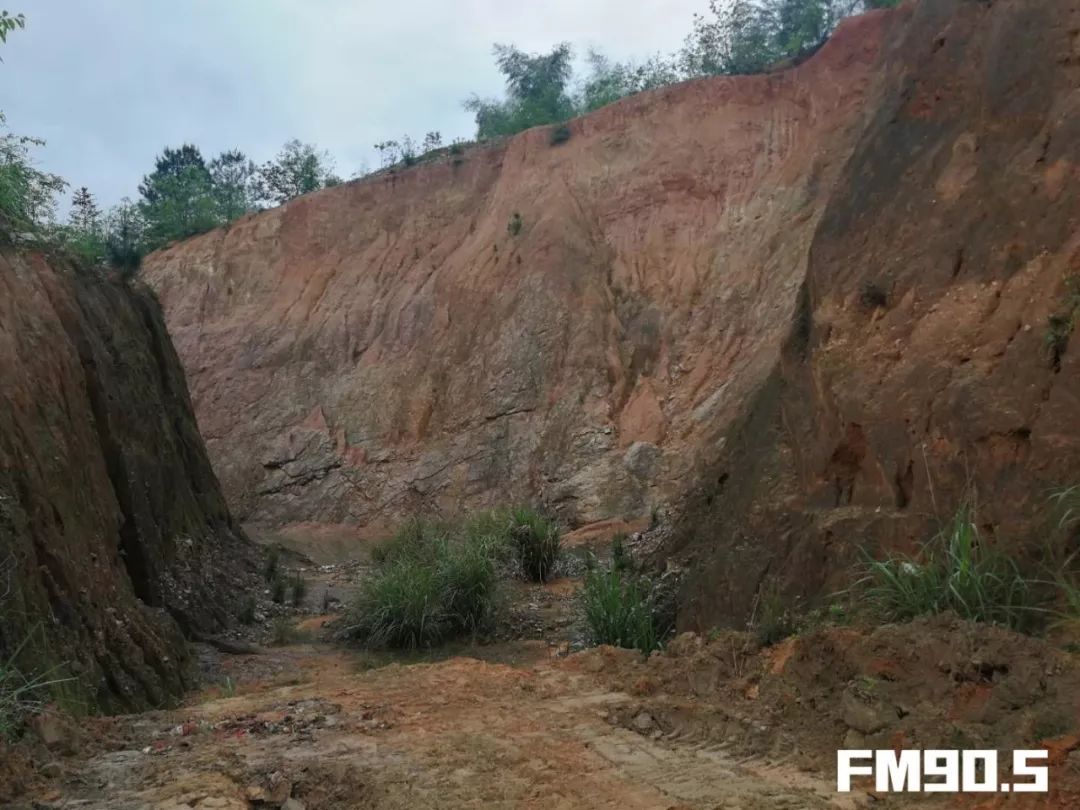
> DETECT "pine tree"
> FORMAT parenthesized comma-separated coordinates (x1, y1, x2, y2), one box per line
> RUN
(138, 144, 220, 248)
(68, 186, 101, 234)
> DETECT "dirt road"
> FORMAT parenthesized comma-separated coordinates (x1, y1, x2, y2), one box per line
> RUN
(20, 638, 853, 810)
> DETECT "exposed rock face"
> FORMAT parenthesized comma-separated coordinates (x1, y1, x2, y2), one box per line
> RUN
(144, 9, 896, 533)
(0, 249, 250, 711)
(143, 0, 1079, 628)
(672, 0, 1080, 627)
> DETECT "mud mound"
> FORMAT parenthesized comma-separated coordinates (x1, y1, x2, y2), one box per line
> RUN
(571, 617, 1080, 800)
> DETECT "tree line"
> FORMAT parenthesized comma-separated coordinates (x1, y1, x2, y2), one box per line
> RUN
(61, 140, 343, 272)
(1, 0, 900, 278)
(465, 0, 900, 140)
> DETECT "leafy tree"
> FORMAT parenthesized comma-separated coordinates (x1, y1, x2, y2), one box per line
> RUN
(103, 198, 145, 279)
(0, 113, 66, 234)
(422, 131, 443, 153)
(679, 0, 883, 76)
(0, 13, 67, 237)
(138, 144, 219, 248)
(464, 43, 576, 140)
(257, 139, 336, 204)
(208, 149, 259, 221)
(578, 50, 680, 113)
(0, 10, 24, 49)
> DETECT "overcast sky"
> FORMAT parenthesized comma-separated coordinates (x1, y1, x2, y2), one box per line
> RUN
(2, 0, 706, 211)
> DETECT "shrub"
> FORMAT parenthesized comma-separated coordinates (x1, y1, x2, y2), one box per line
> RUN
(550, 125, 571, 145)
(858, 507, 1042, 631)
(507, 212, 523, 237)
(581, 563, 662, 654)
(859, 280, 888, 309)
(509, 507, 560, 581)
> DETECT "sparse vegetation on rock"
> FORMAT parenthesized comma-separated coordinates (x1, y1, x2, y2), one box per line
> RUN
(507, 212, 523, 237)
(1046, 275, 1080, 371)
(858, 506, 1044, 632)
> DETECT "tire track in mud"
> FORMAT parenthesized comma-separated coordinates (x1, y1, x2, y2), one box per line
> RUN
(24, 645, 850, 810)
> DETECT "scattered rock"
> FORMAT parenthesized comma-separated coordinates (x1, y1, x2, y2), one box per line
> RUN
(633, 712, 655, 733)
(841, 689, 889, 736)
(29, 711, 77, 755)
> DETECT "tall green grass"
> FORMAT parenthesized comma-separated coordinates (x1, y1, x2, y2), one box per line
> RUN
(859, 508, 1042, 631)
(347, 559, 448, 648)
(347, 509, 532, 649)
(509, 507, 561, 582)
(581, 561, 666, 655)
(348, 506, 562, 649)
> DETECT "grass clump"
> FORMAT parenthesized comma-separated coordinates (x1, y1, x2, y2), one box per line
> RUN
(438, 541, 499, 634)
(269, 616, 304, 646)
(509, 507, 560, 582)
(581, 562, 665, 655)
(347, 506, 561, 649)
(858, 507, 1042, 632)
(750, 580, 800, 646)
(1, 634, 72, 742)
(1050, 485, 1080, 535)
(347, 559, 448, 649)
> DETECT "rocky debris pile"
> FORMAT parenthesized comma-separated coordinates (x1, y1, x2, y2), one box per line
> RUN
(569, 614, 1080, 799)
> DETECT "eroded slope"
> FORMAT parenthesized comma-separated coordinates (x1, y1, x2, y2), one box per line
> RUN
(143, 9, 896, 534)
(0, 249, 251, 710)
(674, 0, 1080, 627)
